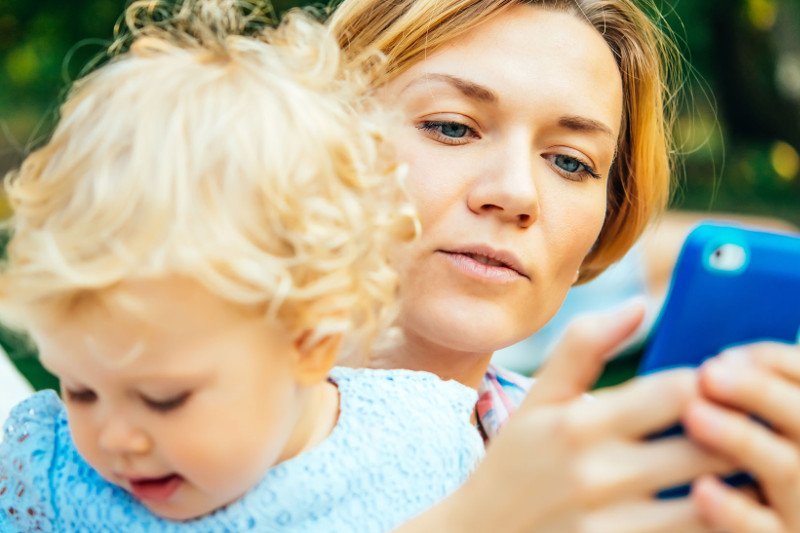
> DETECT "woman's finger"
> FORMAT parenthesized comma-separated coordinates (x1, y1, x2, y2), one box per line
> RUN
(700, 348, 800, 441)
(577, 437, 733, 507)
(567, 368, 698, 440)
(684, 400, 800, 525)
(525, 298, 646, 408)
(728, 342, 800, 384)
(692, 475, 782, 533)
(580, 497, 712, 533)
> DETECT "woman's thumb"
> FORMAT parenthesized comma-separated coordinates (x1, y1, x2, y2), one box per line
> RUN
(522, 297, 647, 408)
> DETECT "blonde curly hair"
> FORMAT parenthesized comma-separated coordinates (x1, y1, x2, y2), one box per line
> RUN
(0, 0, 417, 352)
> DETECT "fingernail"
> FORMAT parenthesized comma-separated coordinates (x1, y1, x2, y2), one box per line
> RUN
(695, 475, 723, 508)
(719, 346, 748, 363)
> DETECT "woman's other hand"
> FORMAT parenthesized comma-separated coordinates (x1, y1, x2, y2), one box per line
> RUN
(405, 302, 731, 533)
(684, 342, 800, 533)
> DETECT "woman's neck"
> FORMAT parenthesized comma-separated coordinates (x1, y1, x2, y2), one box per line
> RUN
(368, 331, 494, 390)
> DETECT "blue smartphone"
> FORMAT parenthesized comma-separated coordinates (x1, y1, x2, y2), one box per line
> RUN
(639, 222, 800, 374)
(637, 221, 800, 497)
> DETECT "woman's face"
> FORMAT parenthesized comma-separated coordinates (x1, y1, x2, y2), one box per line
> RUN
(384, 5, 623, 355)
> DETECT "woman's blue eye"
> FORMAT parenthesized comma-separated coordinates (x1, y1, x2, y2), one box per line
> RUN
(438, 122, 469, 138)
(554, 155, 583, 173)
(418, 121, 477, 144)
(550, 154, 600, 180)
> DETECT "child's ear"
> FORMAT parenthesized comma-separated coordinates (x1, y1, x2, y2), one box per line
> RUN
(292, 331, 342, 385)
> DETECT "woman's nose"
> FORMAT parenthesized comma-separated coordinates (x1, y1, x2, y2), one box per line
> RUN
(466, 143, 539, 228)
(98, 417, 152, 455)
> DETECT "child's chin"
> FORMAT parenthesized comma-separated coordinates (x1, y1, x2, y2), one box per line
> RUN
(142, 490, 238, 522)
(143, 500, 207, 522)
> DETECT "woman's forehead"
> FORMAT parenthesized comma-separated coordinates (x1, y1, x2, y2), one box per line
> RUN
(390, 5, 623, 136)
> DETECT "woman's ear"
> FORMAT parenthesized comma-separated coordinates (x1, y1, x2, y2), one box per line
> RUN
(292, 331, 342, 385)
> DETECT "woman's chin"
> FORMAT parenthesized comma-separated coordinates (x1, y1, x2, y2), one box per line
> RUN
(400, 297, 536, 356)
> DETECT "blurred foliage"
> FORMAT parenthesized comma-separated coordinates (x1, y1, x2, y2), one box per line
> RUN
(1, 0, 798, 223)
(660, 0, 800, 223)
(0, 0, 313, 218)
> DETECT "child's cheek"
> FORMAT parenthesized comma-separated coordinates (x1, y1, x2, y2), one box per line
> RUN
(66, 413, 109, 478)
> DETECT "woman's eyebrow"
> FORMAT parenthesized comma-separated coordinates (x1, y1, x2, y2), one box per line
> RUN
(558, 115, 615, 140)
(402, 73, 498, 104)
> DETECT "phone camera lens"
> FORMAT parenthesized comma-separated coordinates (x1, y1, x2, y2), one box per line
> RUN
(708, 243, 748, 272)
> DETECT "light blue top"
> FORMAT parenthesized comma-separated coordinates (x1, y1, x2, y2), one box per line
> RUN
(0, 367, 483, 532)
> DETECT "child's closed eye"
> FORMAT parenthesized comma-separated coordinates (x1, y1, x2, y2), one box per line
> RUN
(140, 392, 192, 413)
(64, 388, 98, 404)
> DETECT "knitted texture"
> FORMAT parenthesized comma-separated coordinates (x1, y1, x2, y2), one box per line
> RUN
(0, 367, 483, 532)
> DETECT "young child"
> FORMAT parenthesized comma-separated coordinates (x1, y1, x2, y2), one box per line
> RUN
(0, 1, 483, 530)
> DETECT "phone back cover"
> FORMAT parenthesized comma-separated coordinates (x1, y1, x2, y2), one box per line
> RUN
(639, 222, 800, 375)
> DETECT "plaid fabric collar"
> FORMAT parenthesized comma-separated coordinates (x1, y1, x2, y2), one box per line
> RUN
(475, 364, 532, 441)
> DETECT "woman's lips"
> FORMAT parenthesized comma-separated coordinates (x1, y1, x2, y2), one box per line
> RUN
(438, 250, 528, 283)
(128, 474, 183, 502)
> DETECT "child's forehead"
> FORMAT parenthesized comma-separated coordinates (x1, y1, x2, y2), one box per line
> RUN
(70, 277, 261, 326)
(33, 278, 229, 352)
(33, 277, 293, 376)
(35, 308, 224, 381)
(37, 329, 218, 390)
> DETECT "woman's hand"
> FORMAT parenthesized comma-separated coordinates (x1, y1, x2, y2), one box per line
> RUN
(398, 301, 731, 533)
(683, 342, 800, 533)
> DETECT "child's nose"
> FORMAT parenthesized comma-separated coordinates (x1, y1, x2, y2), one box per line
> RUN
(98, 418, 152, 455)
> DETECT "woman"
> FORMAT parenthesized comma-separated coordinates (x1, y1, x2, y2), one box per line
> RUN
(329, 0, 800, 531)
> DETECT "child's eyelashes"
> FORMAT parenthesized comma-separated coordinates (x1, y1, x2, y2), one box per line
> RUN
(544, 153, 601, 181)
(63, 387, 192, 413)
(64, 388, 98, 404)
(417, 120, 479, 145)
(140, 391, 192, 413)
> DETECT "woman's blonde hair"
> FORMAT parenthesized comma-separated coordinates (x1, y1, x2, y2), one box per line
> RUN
(0, 0, 417, 350)
(331, 0, 680, 282)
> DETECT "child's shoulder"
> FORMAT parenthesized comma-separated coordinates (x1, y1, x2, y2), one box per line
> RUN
(329, 366, 478, 417)
(4, 389, 65, 430)
(327, 366, 482, 463)
(2, 389, 66, 454)
(245, 367, 483, 531)
(1, 390, 66, 531)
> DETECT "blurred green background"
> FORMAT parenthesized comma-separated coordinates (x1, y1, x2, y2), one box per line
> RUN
(0, 0, 798, 390)
(1, 0, 798, 220)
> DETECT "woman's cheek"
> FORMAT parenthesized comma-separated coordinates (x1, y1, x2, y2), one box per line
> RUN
(552, 192, 607, 269)
(402, 163, 451, 229)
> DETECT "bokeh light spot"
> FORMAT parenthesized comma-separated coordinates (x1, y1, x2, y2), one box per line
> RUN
(5, 44, 41, 86)
(746, 0, 777, 31)
(770, 141, 799, 182)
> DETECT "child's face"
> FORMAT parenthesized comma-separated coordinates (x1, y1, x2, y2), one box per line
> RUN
(33, 278, 329, 520)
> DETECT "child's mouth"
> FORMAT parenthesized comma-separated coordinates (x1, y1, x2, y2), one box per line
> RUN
(128, 473, 183, 502)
